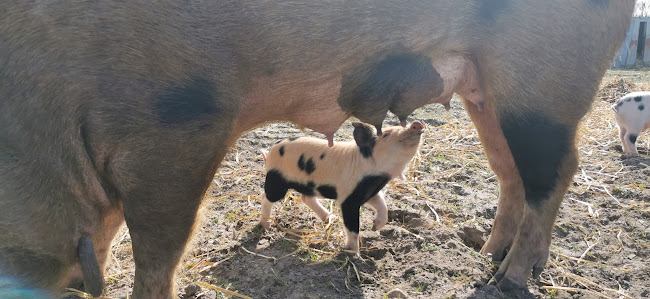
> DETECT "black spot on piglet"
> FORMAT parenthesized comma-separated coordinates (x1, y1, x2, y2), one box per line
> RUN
(317, 185, 338, 199)
(298, 154, 306, 170)
(629, 134, 638, 144)
(305, 158, 316, 175)
(279, 146, 285, 156)
(639, 104, 645, 111)
(265, 169, 316, 202)
(634, 96, 643, 102)
(341, 173, 391, 234)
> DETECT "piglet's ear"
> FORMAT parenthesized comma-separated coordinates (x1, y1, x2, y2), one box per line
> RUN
(352, 122, 376, 158)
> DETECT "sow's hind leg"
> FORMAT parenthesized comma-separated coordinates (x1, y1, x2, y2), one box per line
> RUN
(461, 98, 524, 264)
(469, 0, 632, 289)
(466, 89, 580, 290)
(113, 80, 238, 298)
(119, 141, 231, 299)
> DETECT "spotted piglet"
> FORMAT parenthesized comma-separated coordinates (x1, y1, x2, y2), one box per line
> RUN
(260, 121, 424, 252)
(612, 91, 650, 154)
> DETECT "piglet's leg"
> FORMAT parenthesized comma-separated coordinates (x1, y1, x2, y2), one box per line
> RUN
(260, 193, 275, 230)
(623, 128, 641, 155)
(341, 200, 362, 253)
(301, 195, 332, 223)
(344, 229, 360, 253)
(365, 191, 388, 231)
(618, 126, 629, 153)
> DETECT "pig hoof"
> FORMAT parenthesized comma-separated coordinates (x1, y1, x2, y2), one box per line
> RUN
(372, 219, 387, 231)
(488, 276, 525, 291)
(324, 213, 336, 225)
(344, 243, 360, 254)
(259, 218, 272, 230)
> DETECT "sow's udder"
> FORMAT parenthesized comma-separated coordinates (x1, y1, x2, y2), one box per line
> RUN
(338, 53, 485, 135)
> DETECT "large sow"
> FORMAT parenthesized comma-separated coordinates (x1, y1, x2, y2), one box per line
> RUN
(0, 0, 635, 298)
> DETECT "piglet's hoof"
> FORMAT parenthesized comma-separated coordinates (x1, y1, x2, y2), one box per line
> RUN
(343, 242, 361, 256)
(323, 214, 337, 226)
(259, 217, 272, 230)
(372, 218, 387, 231)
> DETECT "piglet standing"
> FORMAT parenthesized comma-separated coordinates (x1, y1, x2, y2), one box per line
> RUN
(260, 121, 425, 252)
(612, 91, 650, 154)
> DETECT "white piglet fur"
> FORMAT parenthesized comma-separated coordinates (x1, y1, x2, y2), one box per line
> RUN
(612, 91, 650, 154)
(260, 121, 424, 252)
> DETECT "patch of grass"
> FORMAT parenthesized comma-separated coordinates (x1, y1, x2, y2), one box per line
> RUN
(420, 243, 438, 252)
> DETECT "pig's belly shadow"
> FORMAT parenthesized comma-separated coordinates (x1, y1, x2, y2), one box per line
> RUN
(201, 225, 368, 298)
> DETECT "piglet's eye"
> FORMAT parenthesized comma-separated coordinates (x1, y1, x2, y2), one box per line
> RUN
(383, 133, 390, 138)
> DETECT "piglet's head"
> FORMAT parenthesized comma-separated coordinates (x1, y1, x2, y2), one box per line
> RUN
(352, 121, 425, 178)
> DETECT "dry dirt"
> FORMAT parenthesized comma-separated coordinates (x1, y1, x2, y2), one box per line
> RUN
(98, 68, 650, 299)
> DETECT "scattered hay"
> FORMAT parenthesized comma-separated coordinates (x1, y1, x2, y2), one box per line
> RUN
(597, 75, 650, 103)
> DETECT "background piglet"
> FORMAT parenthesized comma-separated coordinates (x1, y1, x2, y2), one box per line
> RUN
(612, 91, 650, 154)
(260, 121, 424, 252)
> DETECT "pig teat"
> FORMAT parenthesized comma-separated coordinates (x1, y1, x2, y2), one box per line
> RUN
(326, 134, 334, 147)
(374, 124, 383, 136)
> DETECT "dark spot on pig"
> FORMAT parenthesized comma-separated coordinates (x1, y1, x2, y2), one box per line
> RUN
(626, 98, 632, 102)
(616, 101, 623, 107)
(630, 134, 638, 144)
(501, 113, 569, 208)
(298, 154, 306, 171)
(352, 122, 377, 158)
(639, 104, 645, 111)
(292, 180, 316, 197)
(317, 185, 338, 199)
(338, 53, 443, 128)
(634, 96, 643, 102)
(264, 170, 288, 202)
(305, 158, 316, 175)
(264, 170, 315, 202)
(477, 0, 510, 21)
(341, 173, 391, 234)
(279, 146, 285, 156)
(588, 0, 609, 7)
(155, 76, 220, 124)
(288, 137, 300, 141)
(320, 152, 326, 160)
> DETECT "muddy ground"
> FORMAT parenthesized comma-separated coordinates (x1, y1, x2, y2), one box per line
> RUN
(101, 68, 650, 299)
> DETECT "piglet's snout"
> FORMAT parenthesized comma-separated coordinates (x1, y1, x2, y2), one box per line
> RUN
(410, 121, 425, 133)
